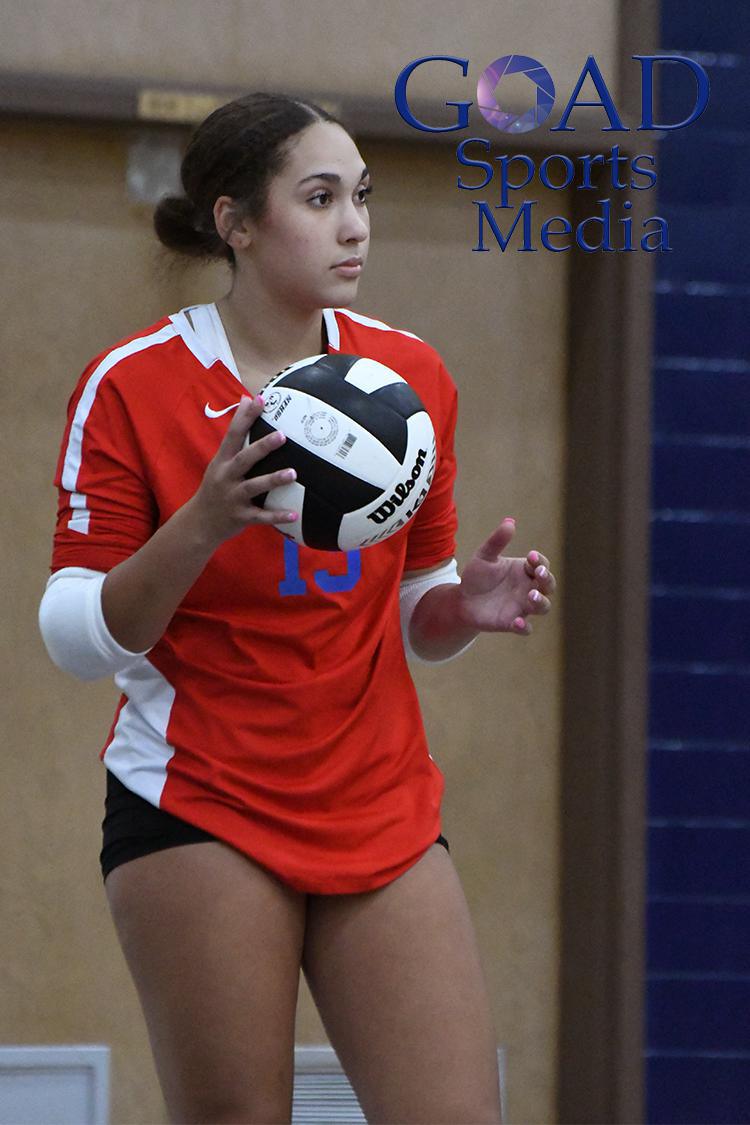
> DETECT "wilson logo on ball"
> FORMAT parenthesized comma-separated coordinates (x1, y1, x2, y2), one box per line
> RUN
(367, 447, 428, 524)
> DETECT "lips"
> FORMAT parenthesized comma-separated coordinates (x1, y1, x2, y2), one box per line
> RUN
(332, 257, 364, 281)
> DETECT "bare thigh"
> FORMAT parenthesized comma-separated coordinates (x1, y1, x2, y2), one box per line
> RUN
(302, 843, 502, 1124)
(104, 841, 307, 1125)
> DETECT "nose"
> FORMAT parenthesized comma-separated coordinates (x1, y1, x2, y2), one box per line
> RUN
(339, 199, 369, 244)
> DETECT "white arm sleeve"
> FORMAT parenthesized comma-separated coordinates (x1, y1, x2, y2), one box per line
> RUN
(38, 566, 152, 682)
(399, 557, 477, 664)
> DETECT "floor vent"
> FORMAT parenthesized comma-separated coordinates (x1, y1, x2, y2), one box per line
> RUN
(293, 1044, 508, 1124)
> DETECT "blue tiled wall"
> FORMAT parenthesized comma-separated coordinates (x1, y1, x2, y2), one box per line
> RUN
(647, 3, 750, 1123)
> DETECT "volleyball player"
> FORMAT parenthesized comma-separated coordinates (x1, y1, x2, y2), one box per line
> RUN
(39, 93, 556, 1124)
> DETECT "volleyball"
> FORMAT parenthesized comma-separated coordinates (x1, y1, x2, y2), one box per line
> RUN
(244, 353, 437, 551)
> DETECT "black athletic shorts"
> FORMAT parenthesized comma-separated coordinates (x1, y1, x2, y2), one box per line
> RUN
(100, 769, 450, 883)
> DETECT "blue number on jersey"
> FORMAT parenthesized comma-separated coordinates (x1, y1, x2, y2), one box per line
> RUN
(278, 537, 362, 596)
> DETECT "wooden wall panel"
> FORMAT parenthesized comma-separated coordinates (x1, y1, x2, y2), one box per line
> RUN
(1, 0, 618, 109)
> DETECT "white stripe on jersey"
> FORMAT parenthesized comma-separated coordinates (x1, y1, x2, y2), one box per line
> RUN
(331, 308, 423, 344)
(103, 658, 177, 807)
(322, 307, 341, 350)
(61, 323, 177, 533)
(68, 491, 90, 535)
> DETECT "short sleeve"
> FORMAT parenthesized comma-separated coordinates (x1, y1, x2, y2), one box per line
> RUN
(50, 361, 158, 573)
(403, 361, 459, 571)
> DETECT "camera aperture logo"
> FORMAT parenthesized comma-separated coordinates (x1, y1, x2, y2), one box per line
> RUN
(394, 53, 711, 254)
(477, 56, 555, 133)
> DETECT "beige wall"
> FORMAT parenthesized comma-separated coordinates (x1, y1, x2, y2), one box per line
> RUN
(2, 0, 618, 107)
(0, 3, 619, 1123)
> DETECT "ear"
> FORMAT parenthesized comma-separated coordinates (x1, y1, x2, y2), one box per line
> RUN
(213, 195, 253, 251)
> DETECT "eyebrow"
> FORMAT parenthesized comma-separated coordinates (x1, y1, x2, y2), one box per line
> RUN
(297, 166, 370, 187)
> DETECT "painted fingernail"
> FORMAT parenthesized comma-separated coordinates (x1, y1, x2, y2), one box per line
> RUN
(529, 551, 539, 563)
(537, 566, 547, 578)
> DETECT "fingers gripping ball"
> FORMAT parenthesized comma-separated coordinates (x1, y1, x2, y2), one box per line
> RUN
(244, 354, 436, 551)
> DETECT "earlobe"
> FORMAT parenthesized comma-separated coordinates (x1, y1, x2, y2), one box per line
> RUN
(226, 228, 252, 252)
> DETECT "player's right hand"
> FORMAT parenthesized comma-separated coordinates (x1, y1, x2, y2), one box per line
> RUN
(190, 395, 299, 546)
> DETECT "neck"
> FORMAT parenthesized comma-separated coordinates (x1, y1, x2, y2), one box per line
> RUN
(216, 279, 326, 370)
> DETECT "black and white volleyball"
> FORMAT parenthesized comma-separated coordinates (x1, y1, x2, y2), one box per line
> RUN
(244, 353, 436, 551)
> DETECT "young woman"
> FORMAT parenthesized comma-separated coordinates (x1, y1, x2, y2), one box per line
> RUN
(39, 92, 555, 1124)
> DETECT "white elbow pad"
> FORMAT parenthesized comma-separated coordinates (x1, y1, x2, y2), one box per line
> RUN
(399, 557, 477, 664)
(38, 567, 151, 682)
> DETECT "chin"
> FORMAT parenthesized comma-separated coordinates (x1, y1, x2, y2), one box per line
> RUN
(327, 280, 361, 308)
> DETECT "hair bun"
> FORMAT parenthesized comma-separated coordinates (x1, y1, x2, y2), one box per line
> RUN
(153, 194, 220, 260)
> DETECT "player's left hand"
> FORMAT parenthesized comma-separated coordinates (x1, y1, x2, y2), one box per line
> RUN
(457, 517, 556, 637)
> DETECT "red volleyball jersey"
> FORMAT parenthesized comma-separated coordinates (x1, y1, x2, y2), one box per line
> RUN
(50, 303, 460, 893)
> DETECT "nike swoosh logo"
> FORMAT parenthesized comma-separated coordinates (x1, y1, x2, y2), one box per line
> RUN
(204, 400, 243, 418)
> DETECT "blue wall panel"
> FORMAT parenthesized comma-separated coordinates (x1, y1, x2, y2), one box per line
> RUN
(658, 139, 749, 207)
(655, 207, 750, 284)
(648, 901, 750, 973)
(653, 370, 750, 435)
(647, 5, 749, 1122)
(649, 671, 750, 743)
(650, 519, 749, 587)
(648, 827, 750, 897)
(649, 750, 750, 818)
(648, 980, 750, 1051)
(649, 596, 749, 664)
(654, 292, 750, 358)
(651, 441, 750, 512)
(659, 0, 750, 50)
(647, 1057, 750, 1125)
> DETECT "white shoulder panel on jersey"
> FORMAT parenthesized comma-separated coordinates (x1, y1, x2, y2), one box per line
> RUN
(324, 308, 424, 351)
(169, 303, 243, 382)
(60, 322, 178, 534)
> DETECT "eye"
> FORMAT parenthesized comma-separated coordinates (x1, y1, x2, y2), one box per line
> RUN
(309, 190, 333, 208)
(356, 184, 374, 205)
